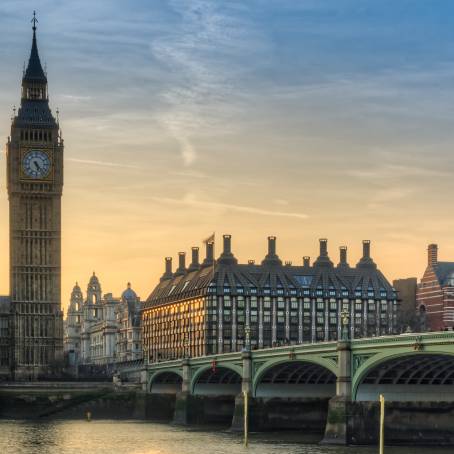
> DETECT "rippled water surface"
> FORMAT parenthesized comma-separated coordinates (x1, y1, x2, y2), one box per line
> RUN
(0, 421, 453, 454)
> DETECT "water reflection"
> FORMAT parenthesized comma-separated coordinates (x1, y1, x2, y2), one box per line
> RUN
(0, 421, 453, 454)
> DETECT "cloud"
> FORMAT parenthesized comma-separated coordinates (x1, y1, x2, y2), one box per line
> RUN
(273, 198, 289, 206)
(152, 193, 308, 220)
(59, 94, 92, 102)
(66, 158, 141, 169)
(348, 164, 450, 181)
(150, 0, 267, 166)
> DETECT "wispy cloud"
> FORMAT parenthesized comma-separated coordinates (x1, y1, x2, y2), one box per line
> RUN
(348, 164, 451, 181)
(59, 94, 92, 103)
(150, 0, 266, 166)
(66, 158, 141, 169)
(152, 193, 308, 220)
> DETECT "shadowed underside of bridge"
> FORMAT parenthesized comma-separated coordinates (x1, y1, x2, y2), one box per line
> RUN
(193, 367, 242, 395)
(256, 361, 336, 398)
(151, 372, 182, 394)
(356, 354, 454, 401)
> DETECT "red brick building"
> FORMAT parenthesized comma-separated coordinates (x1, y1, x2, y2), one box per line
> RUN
(416, 244, 454, 331)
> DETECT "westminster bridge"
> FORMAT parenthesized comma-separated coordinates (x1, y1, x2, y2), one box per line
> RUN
(117, 331, 454, 445)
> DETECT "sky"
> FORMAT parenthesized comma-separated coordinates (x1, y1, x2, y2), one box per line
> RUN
(1, 0, 454, 311)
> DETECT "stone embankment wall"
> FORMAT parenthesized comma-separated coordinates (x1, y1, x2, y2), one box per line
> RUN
(0, 384, 145, 420)
(3, 385, 454, 446)
(348, 401, 454, 445)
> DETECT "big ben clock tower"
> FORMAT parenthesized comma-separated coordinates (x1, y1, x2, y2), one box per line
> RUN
(6, 15, 63, 379)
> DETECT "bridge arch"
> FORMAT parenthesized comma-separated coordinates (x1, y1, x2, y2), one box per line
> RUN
(354, 352, 454, 401)
(253, 358, 337, 398)
(191, 364, 242, 396)
(149, 370, 183, 394)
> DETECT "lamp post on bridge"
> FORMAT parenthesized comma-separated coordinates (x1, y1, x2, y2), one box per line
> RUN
(340, 308, 350, 341)
(184, 336, 190, 359)
(244, 325, 251, 352)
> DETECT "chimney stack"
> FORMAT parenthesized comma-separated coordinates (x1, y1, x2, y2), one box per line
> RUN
(223, 234, 231, 254)
(428, 244, 438, 267)
(313, 238, 333, 267)
(165, 257, 172, 274)
(339, 246, 347, 265)
(202, 241, 214, 266)
(218, 234, 237, 264)
(262, 235, 282, 265)
(160, 257, 173, 281)
(303, 256, 310, 267)
(188, 247, 200, 271)
(174, 252, 186, 275)
(356, 240, 375, 268)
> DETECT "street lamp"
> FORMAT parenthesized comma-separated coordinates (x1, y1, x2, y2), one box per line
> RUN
(340, 307, 350, 341)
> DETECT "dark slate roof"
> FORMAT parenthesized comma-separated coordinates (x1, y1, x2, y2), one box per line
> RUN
(434, 262, 454, 286)
(145, 242, 395, 308)
(23, 28, 47, 83)
(14, 100, 56, 128)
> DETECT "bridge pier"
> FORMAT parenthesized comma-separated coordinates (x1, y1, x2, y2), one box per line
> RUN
(322, 340, 352, 445)
(231, 350, 254, 431)
(173, 359, 191, 425)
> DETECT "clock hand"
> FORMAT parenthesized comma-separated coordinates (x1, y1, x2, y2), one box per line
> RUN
(33, 161, 41, 171)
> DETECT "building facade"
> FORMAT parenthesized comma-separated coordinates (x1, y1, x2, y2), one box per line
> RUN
(116, 283, 142, 362)
(64, 275, 142, 367)
(393, 277, 417, 332)
(143, 235, 398, 362)
(3, 18, 64, 379)
(0, 297, 11, 379)
(416, 244, 454, 331)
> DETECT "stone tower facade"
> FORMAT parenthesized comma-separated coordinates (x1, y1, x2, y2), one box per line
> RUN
(6, 18, 64, 379)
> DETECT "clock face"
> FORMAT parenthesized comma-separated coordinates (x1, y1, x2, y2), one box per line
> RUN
(22, 150, 51, 179)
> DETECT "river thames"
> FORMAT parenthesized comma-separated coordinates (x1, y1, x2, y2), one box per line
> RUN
(0, 420, 453, 454)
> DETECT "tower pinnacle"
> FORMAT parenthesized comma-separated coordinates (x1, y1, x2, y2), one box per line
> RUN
(23, 11, 47, 84)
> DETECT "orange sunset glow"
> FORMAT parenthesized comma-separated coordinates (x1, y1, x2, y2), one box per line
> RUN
(2, 2, 454, 312)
